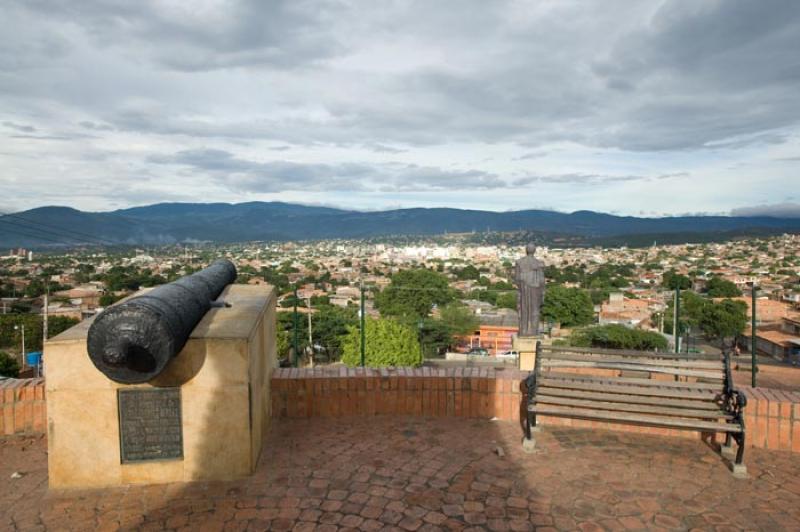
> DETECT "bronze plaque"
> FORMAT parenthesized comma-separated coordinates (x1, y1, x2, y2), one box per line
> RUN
(118, 388, 183, 463)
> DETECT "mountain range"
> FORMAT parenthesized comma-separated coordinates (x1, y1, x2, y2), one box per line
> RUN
(2, 202, 800, 248)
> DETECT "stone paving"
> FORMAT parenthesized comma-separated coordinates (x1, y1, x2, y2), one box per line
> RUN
(3, 417, 800, 531)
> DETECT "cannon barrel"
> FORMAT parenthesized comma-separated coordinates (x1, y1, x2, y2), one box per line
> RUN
(87, 259, 237, 383)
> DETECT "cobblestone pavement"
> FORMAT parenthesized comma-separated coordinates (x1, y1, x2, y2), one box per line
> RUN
(3, 417, 800, 531)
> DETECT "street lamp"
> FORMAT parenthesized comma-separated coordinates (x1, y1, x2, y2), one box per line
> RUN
(13, 324, 25, 368)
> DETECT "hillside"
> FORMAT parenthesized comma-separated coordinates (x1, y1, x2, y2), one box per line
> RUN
(2, 202, 800, 248)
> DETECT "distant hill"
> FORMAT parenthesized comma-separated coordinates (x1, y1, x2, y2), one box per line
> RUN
(2, 202, 800, 248)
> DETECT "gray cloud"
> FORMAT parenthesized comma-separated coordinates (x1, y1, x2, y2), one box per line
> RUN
(6, 0, 798, 152)
(730, 203, 800, 219)
(3, 121, 36, 133)
(149, 148, 503, 193)
(17, 0, 342, 72)
(1, 0, 799, 212)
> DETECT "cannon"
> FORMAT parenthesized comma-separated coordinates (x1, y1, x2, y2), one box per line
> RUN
(87, 259, 237, 384)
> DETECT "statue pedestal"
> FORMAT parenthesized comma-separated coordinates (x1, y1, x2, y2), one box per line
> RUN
(513, 335, 539, 371)
(44, 285, 277, 489)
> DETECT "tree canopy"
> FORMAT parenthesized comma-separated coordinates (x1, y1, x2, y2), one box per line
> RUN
(376, 268, 454, 319)
(662, 270, 692, 290)
(541, 286, 594, 327)
(706, 276, 742, 298)
(699, 299, 747, 348)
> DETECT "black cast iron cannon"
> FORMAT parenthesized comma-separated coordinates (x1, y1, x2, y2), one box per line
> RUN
(87, 259, 237, 383)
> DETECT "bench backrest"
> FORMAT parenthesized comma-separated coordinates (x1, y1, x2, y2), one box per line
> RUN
(534, 344, 727, 396)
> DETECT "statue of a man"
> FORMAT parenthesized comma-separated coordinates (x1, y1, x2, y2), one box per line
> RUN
(515, 244, 545, 336)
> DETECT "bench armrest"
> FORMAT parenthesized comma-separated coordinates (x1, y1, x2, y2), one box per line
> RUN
(724, 388, 747, 416)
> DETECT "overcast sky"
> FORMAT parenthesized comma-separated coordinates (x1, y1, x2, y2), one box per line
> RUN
(2, 0, 799, 216)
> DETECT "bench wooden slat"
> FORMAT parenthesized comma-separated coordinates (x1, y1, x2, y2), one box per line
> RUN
(533, 395, 733, 420)
(534, 387, 722, 409)
(530, 404, 742, 432)
(541, 371, 723, 392)
(540, 360, 724, 380)
(538, 379, 719, 400)
(540, 352, 724, 370)
(542, 345, 721, 361)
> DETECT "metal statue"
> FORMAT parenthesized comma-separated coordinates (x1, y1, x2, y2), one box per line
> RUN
(514, 244, 545, 336)
(87, 259, 237, 383)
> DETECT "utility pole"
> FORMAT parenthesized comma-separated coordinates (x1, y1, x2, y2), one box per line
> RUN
(43, 287, 49, 343)
(307, 297, 313, 368)
(14, 324, 25, 368)
(360, 281, 366, 368)
(292, 285, 299, 367)
(751, 283, 758, 387)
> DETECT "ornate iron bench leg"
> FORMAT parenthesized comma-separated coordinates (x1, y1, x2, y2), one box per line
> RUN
(730, 431, 747, 478)
(522, 374, 537, 453)
(721, 432, 734, 457)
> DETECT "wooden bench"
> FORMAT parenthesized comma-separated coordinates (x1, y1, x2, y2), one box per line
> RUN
(523, 343, 747, 475)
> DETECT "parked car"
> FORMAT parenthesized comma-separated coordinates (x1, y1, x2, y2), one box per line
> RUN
(467, 347, 489, 356)
(498, 350, 519, 357)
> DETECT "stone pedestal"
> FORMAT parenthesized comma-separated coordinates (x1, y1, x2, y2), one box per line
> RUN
(513, 335, 539, 371)
(44, 284, 277, 489)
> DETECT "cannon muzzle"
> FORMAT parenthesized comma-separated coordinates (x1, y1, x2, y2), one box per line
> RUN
(87, 259, 237, 383)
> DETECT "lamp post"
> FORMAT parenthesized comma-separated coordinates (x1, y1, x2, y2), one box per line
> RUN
(14, 324, 25, 368)
(359, 281, 366, 368)
(292, 285, 299, 367)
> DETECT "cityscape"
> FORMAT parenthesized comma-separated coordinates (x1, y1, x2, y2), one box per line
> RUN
(2, 232, 799, 376)
(3, 1, 800, 530)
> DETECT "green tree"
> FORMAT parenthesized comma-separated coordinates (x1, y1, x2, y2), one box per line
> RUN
(455, 265, 480, 280)
(0, 350, 20, 378)
(310, 306, 358, 360)
(341, 318, 422, 367)
(376, 269, 454, 319)
(542, 286, 594, 327)
(570, 325, 668, 351)
(418, 319, 453, 357)
(706, 277, 742, 298)
(495, 292, 517, 310)
(438, 303, 479, 336)
(699, 299, 747, 350)
(662, 270, 692, 290)
(659, 290, 709, 335)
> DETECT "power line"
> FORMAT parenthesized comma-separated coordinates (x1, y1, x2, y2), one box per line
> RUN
(0, 212, 121, 246)
(0, 221, 73, 246)
(0, 218, 105, 247)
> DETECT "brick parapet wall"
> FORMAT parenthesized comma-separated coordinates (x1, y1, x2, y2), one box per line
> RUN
(0, 378, 46, 437)
(271, 367, 527, 419)
(4, 372, 799, 454)
(271, 368, 800, 453)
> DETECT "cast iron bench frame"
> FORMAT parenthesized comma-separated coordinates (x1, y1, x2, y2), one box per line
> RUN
(524, 343, 747, 472)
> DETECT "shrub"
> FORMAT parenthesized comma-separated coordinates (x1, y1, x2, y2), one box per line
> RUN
(570, 324, 668, 351)
(341, 317, 422, 367)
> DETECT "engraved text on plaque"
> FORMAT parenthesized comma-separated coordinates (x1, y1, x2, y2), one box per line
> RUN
(118, 388, 183, 463)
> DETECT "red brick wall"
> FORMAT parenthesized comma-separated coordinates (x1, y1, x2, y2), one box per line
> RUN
(271, 368, 800, 453)
(4, 372, 799, 455)
(0, 378, 46, 437)
(271, 367, 527, 420)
